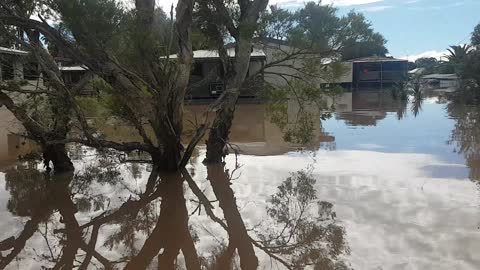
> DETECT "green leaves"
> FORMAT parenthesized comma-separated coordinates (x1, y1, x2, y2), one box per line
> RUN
(471, 22, 480, 47)
(56, 0, 125, 47)
(259, 2, 388, 60)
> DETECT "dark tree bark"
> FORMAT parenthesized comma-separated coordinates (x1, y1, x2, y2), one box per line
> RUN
(203, 0, 269, 163)
(42, 143, 73, 173)
(207, 163, 258, 270)
(124, 171, 200, 270)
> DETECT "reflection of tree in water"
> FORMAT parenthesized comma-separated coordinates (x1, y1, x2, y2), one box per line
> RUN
(1, 155, 351, 269)
(72, 152, 123, 213)
(1, 169, 75, 268)
(129, 162, 143, 179)
(1, 162, 58, 268)
(255, 168, 350, 270)
(411, 96, 423, 118)
(447, 103, 480, 182)
(391, 79, 426, 120)
(103, 200, 159, 258)
(4, 161, 50, 217)
(0, 156, 130, 269)
(262, 81, 339, 148)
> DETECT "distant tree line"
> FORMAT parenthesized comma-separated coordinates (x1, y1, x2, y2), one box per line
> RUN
(407, 22, 480, 102)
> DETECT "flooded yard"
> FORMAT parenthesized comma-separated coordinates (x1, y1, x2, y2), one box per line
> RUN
(0, 90, 479, 269)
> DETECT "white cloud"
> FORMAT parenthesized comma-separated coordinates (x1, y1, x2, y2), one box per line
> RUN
(410, 0, 468, 10)
(158, 0, 177, 11)
(321, 0, 385, 6)
(399, 50, 448, 62)
(358, 5, 392, 12)
(356, 143, 385, 150)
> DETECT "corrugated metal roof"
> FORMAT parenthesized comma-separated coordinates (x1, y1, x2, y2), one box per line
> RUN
(0, 46, 28, 56)
(349, 56, 407, 63)
(168, 48, 266, 59)
(408, 68, 426, 74)
(422, 74, 458, 80)
(59, 65, 87, 71)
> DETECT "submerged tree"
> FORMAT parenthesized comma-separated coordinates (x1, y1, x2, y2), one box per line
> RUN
(194, 0, 269, 163)
(0, 0, 354, 269)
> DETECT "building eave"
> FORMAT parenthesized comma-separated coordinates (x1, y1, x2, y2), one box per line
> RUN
(0, 46, 29, 56)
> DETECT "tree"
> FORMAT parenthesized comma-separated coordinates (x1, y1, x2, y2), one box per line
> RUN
(1, 0, 198, 172)
(260, 4, 388, 61)
(462, 50, 480, 89)
(407, 61, 417, 71)
(258, 5, 296, 41)
(471, 22, 480, 47)
(446, 44, 471, 63)
(446, 24, 480, 97)
(414, 57, 438, 74)
(0, 1, 354, 269)
(194, 0, 269, 166)
(338, 12, 388, 60)
(1, 0, 200, 267)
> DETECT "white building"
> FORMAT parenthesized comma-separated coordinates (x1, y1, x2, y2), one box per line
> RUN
(422, 73, 459, 89)
(0, 46, 44, 90)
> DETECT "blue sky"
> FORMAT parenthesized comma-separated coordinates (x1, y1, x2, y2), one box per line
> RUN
(162, 0, 480, 60)
(336, 0, 480, 60)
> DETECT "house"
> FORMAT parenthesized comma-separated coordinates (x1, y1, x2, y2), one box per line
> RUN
(256, 39, 353, 89)
(408, 67, 426, 77)
(58, 65, 97, 95)
(257, 41, 408, 91)
(0, 47, 95, 95)
(0, 46, 43, 90)
(349, 56, 408, 89)
(185, 49, 266, 100)
(320, 56, 409, 90)
(422, 73, 458, 89)
(259, 39, 308, 87)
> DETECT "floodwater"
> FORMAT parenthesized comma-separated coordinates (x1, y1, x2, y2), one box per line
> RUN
(0, 90, 479, 269)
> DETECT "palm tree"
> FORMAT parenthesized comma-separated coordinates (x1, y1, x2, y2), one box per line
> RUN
(445, 44, 472, 63)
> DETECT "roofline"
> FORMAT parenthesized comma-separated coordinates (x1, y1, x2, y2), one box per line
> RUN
(351, 59, 408, 63)
(193, 55, 266, 61)
(0, 46, 29, 56)
(347, 56, 408, 63)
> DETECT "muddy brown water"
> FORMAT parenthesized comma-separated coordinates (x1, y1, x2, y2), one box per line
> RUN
(0, 90, 479, 269)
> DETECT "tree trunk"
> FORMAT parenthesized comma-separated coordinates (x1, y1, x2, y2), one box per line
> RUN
(42, 143, 74, 173)
(181, 225, 201, 270)
(205, 92, 239, 163)
(49, 172, 81, 269)
(125, 171, 200, 270)
(206, 164, 258, 270)
(205, 37, 253, 163)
